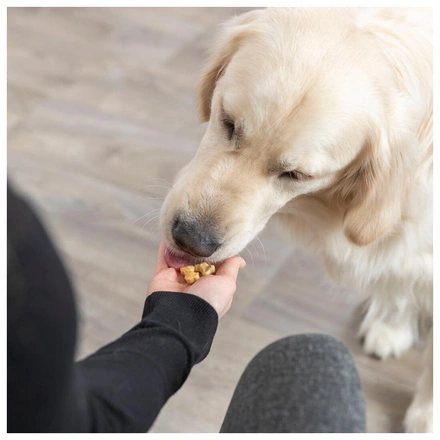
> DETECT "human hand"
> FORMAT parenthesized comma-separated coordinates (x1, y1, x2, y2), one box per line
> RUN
(147, 242, 246, 318)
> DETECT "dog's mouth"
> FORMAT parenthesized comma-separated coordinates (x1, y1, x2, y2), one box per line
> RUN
(164, 244, 227, 270)
(164, 245, 202, 269)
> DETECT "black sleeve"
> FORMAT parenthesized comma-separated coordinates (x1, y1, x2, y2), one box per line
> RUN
(7, 183, 218, 433)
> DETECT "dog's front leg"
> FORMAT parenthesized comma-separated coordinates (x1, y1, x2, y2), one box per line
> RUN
(360, 278, 433, 432)
(404, 329, 433, 433)
(358, 277, 428, 359)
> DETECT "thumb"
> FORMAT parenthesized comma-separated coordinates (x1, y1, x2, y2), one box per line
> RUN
(216, 256, 246, 280)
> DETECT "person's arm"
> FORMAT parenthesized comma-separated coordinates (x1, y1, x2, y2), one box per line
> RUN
(71, 291, 218, 432)
(7, 184, 243, 433)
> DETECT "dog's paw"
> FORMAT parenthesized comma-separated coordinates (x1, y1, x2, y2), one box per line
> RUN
(404, 401, 433, 433)
(360, 321, 415, 359)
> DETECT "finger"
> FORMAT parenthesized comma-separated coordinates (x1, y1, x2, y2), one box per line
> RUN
(155, 241, 169, 272)
(216, 256, 246, 280)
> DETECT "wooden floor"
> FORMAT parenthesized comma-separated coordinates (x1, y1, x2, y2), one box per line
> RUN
(7, 7, 423, 433)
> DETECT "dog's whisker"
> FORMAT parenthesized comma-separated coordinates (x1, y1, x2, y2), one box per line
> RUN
(151, 228, 163, 244)
(248, 241, 258, 253)
(133, 208, 162, 224)
(149, 223, 161, 236)
(142, 215, 160, 230)
(129, 178, 151, 192)
(132, 184, 172, 195)
(244, 246, 255, 270)
(151, 231, 162, 243)
(245, 231, 267, 270)
(129, 177, 172, 193)
(138, 184, 171, 191)
(253, 235, 267, 270)
(148, 177, 172, 187)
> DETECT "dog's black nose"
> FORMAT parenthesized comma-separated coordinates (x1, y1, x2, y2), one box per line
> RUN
(172, 216, 221, 258)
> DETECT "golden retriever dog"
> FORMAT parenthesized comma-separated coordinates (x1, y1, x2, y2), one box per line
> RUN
(160, 8, 432, 432)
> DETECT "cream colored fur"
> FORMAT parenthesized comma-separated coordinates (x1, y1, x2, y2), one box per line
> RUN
(160, 8, 432, 432)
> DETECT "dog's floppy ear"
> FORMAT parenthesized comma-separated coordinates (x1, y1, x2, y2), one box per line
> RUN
(197, 9, 263, 122)
(336, 130, 413, 246)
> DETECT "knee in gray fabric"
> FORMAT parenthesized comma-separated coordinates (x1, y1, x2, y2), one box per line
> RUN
(220, 333, 366, 433)
(248, 333, 355, 373)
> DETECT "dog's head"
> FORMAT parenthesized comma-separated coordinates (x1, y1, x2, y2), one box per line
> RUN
(161, 8, 417, 268)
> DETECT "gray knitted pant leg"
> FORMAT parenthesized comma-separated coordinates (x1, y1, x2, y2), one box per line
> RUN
(220, 333, 366, 433)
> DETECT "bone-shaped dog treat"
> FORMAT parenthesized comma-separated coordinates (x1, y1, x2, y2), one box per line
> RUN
(194, 262, 216, 276)
(184, 271, 200, 285)
(180, 262, 216, 284)
(180, 266, 195, 276)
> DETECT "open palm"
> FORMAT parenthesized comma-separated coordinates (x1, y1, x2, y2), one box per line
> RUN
(147, 242, 246, 318)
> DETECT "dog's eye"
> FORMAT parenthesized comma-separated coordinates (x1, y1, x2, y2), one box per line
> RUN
(279, 170, 312, 181)
(222, 118, 235, 140)
(280, 171, 300, 180)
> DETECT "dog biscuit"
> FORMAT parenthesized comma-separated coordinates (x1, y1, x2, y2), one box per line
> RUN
(195, 262, 216, 276)
(184, 271, 200, 285)
(180, 262, 216, 284)
(180, 266, 195, 277)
